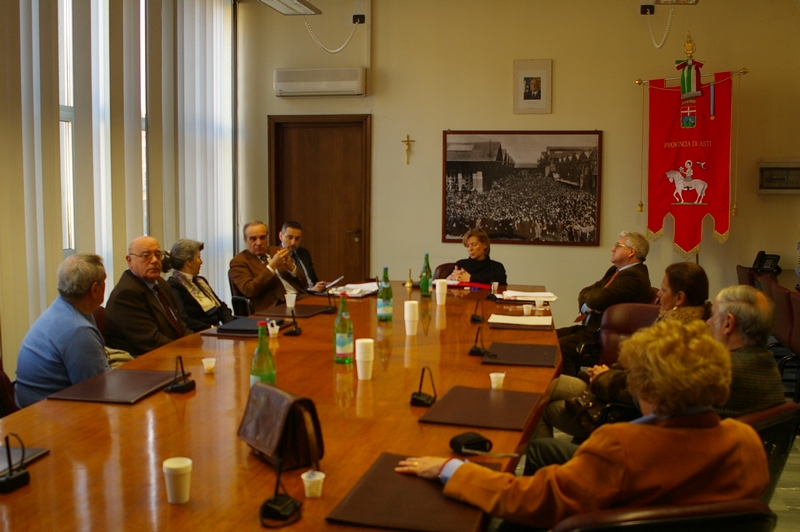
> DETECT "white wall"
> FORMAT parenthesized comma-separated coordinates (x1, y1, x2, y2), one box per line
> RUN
(237, 0, 800, 327)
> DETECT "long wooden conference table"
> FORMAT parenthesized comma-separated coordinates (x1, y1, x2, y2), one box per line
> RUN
(0, 283, 561, 530)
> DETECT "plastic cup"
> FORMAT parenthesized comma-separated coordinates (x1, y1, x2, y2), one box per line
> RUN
(535, 299, 545, 308)
(201, 357, 216, 374)
(491, 282, 499, 295)
(285, 293, 297, 309)
(404, 300, 419, 320)
(434, 280, 447, 306)
(404, 319, 418, 336)
(163, 457, 192, 504)
(489, 372, 505, 390)
(267, 320, 280, 338)
(523, 304, 533, 316)
(300, 470, 326, 498)
(355, 338, 375, 381)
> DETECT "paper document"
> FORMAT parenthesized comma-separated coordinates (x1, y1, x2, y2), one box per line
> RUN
(488, 314, 553, 327)
(497, 291, 557, 302)
(330, 282, 379, 298)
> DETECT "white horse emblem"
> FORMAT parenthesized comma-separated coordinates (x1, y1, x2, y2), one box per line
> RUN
(666, 160, 707, 203)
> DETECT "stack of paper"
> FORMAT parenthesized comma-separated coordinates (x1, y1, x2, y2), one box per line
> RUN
(329, 282, 379, 298)
(487, 314, 553, 329)
(497, 290, 557, 302)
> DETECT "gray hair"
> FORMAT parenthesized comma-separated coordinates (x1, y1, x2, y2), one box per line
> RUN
(57, 254, 105, 301)
(243, 220, 267, 240)
(620, 231, 649, 261)
(715, 285, 775, 347)
(169, 239, 204, 271)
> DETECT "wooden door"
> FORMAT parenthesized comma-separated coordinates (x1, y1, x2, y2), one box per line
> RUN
(269, 115, 371, 284)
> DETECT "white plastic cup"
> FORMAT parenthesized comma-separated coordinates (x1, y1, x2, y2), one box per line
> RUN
(201, 357, 216, 374)
(404, 300, 419, 320)
(405, 319, 418, 336)
(163, 457, 193, 504)
(535, 299, 545, 308)
(285, 293, 297, 309)
(434, 280, 448, 306)
(300, 470, 326, 498)
(355, 338, 375, 381)
(489, 372, 505, 390)
(491, 282, 499, 295)
(267, 320, 280, 338)
(523, 304, 533, 316)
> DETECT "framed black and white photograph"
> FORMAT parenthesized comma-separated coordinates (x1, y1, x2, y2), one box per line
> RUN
(443, 130, 602, 247)
(514, 59, 552, 114)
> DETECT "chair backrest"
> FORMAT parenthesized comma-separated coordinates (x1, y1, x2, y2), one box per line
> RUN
(649, 287, 660, 305)
(737, 401, 800, 503)
(764, 280, 793, 348)
(433, 263, 455, 280)
(92, 305, 106, 341)
(0, 356, 19, 418)
(597, 303, 661, 366)
(231, 296, 254, 317)
(551, 498, 776, 532)
(790, 291, 800, 358)
(228, 270, 244, 297)
(737, 265, 756, 287)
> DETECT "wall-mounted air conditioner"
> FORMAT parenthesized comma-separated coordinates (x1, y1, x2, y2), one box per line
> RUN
(273, 67, 365, 97)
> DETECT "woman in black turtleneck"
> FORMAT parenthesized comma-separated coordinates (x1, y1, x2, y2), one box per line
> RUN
(447, 228, 507, 285)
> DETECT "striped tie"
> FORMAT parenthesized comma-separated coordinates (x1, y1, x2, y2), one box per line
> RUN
(154, 285, 183, 335)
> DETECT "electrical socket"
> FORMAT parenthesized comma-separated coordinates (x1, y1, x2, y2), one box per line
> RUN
(353, 14, 365, 24)
(641, 5, 655, 15)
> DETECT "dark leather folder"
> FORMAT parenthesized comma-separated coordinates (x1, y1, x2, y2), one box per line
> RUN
(326, 452, 485, 532)
(47, 370, 179, 404)
(419, 386, 541, 431)
(481, 342, 558, 367)
(254, 304, 327, 319)
(0, 447, 49, 477)
(204, 317, 284, 337)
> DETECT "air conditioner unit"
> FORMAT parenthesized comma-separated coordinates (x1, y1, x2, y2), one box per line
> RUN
(273, 67, 365, 97)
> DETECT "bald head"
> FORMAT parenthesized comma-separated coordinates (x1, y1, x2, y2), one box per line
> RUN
(126, 236, 163, 282)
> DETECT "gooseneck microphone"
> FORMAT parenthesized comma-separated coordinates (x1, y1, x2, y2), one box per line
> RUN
(164, 355, 195, 393)
(322, 289, 336, 314)
(468, 326, 490, 357)
(284, 310, 302, 336)
(470, 299, 484, 323)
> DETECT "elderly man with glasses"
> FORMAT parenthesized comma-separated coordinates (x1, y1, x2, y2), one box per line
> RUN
(105, 236, 188, 357)
(556, 231, 653, 376)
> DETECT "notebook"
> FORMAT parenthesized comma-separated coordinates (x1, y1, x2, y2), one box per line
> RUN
(47, 370, 180, 404)
(326, 452, 485, 532)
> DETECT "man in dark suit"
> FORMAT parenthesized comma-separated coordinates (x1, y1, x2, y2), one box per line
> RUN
(279, 220, 326, 292)
(104, 236, 188, 357)
(557, 231, 653, 376)
(229, 221, 308, 311)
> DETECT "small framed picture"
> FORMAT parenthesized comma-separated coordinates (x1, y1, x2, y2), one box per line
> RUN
(513, 59, 552, 114)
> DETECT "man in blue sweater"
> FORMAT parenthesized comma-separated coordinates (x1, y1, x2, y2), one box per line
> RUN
(15, 254, 109, 407)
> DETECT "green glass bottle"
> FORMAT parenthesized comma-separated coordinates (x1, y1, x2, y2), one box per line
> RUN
(419, 253, 432, 297)
(377, 267, 393, 321)
(251, 320, 276, 386)
(334, 295, 354, 364)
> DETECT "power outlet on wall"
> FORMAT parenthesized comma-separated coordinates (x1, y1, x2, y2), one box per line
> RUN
(353, 14, 365, 24)
(640, 5, 655, 15)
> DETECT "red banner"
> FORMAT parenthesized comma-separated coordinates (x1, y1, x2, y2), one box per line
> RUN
(647, 72, 731, 257)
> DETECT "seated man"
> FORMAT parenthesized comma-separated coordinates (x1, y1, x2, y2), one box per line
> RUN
(279, 221, 326, 292)
(15, 254, 109, 407)
(104, 236, 187, 357)
(229, 220, 308, 311)
(525, 284, 786, 475)
(557, 231, 652, 376)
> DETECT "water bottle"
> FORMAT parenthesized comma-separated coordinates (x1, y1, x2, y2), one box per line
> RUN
(419, 253, 432, 297)
(251, 320, 276, 385)
(377, 267, 393, 321)
(334, 295, 354, 364)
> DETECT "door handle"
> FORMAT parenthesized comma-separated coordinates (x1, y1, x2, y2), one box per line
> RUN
(346, 228, 361, 242)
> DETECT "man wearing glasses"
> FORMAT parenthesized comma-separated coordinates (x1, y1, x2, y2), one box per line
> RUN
(105, 236, 188, 357)
(557, 231, 653, 376)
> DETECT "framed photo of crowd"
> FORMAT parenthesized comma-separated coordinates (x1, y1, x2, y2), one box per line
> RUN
(442, 130, 602, 247)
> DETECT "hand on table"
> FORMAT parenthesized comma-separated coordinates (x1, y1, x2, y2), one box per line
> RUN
(394, 456, 448, 480)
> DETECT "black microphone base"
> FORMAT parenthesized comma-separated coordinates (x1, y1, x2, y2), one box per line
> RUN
(321, 306, 336, 314)
(261, 494, 302, 520)
(0, 469, 30, 493)
(284, 327, 302, 337)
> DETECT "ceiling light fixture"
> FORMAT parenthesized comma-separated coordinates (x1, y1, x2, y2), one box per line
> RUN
(258, 0, 321, 16)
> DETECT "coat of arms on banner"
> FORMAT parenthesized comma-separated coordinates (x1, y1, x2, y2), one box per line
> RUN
(646, 38, 733, 259)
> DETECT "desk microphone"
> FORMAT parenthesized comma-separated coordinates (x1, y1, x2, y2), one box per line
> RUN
(470, 299, 484, 323)
(0, 434, 30, 493)
(164, 355, 195, 393)
(284, 310, 302, 336)
(321, 289, 336, 314)
(260, 457, 302, 524)
(468, 327, 490, 357)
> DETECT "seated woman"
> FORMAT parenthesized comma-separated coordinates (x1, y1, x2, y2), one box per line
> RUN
(395, 320, 768, 529)
(534, 261, 711, 443)
(164, 239, 235, 332)
(446, 228, 507, 285)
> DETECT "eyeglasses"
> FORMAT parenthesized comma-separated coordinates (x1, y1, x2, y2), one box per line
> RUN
(130, 250, 163, 261)
(612, 243, 630, 250)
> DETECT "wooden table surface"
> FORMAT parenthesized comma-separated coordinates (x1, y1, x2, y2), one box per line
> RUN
(0, 283, 560, 531)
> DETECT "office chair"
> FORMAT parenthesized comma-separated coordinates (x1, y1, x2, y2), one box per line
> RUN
(433, 262, 456, 280)
(576, 303, 661, 368)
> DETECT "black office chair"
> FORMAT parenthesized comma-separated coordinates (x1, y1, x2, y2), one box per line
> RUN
(433, 262, 456, 280)
(737, 401, 800, 503)
(0, 357, 19, 418)
(231, 296, 254, 317)
(576, 303, 661, 368)
(551, 499, 776, 532)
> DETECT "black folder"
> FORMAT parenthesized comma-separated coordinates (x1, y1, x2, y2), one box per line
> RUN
(481, 342, 558, 367)
(0, 447, 49, 476)
(47, 370, 180, 404)
(419, 386, 541, 431)
(326, 452, 484, 532)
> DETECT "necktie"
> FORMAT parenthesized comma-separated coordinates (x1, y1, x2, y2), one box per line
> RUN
(154, 285, 183, 335)
(292, 251, 312, 288)
(574, 269, 621, 323)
